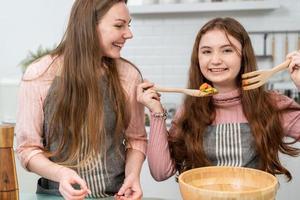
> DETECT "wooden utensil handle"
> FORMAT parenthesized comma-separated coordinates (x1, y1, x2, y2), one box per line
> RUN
(153, 86, 183, 93)
(272, 59, 290, 74)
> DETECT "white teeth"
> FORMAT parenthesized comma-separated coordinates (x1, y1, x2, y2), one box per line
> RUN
(113, 43, 124, 48)
(210, 68, 226, 72)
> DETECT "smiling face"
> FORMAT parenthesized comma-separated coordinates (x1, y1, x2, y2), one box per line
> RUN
(97, 2, 133, 59)
(198, 29, 242, 93)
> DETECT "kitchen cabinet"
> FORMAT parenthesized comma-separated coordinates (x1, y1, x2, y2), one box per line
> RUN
(128, 0, 280, 14)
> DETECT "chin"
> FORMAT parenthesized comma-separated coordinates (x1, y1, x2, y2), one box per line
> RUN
(105, 53, 121, 59)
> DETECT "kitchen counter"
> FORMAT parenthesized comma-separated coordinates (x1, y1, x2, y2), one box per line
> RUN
(20, 193, 168, 200)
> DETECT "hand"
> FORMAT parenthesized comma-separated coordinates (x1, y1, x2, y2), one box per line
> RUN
(58, 167, 91, 200)
(286, 50, 300, 90)
(137, 80, 164, 113)
(115, 173, 142, 200)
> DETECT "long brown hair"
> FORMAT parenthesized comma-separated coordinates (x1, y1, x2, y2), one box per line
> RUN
(44, 0, 129, 166)
(169, 17, 300, 180)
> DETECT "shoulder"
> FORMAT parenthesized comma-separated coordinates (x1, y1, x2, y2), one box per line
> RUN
(22, 55, 58, 81)
(116, 58, 143, 83)
(268, 91, 297, 109)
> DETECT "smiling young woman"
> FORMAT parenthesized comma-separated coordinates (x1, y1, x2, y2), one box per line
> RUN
(16, 0, 147, 199)
(137, 17, 300, 184)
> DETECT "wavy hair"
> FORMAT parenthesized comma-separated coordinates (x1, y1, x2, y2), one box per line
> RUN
(44, 0, 129, 166)
(169, 17, 300, 180)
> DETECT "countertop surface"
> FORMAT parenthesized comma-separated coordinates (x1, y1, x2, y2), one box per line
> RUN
(20, 193, 169, 200)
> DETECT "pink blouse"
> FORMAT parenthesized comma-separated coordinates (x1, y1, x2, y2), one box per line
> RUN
(16, 55, 147, 169)
(147, 89, 300, 181)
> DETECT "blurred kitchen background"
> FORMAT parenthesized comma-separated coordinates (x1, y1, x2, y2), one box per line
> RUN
(0, 0, 300, 199)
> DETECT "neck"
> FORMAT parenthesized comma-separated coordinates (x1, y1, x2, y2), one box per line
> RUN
(213, 83, 239, 94)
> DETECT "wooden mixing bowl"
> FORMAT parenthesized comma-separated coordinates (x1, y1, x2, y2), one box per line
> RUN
(178, 166, 278, 200)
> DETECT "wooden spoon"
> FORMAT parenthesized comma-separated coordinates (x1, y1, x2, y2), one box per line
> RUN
(153, 86, 217, 97)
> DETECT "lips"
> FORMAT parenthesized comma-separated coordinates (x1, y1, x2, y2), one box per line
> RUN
(113, 42, 125, 49)
(209, 68, 228, 72)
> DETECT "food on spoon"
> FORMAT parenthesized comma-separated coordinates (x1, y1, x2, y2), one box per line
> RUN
(199, 83, 218, 95)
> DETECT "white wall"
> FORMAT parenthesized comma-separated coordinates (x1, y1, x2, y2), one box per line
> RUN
(125, 0, 300, 105)
(0, 0, 72, 78)
(1, 0, 300, 199)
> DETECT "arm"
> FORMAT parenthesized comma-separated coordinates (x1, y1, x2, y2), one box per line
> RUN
(16, 61, 90, 199)
(276, 93, 300, 140)
(286, 50, 300, 90)
(117, 149, 145, 199)
(117, 68, 147, 199)
(148, 115, 177, 181)
(28, 154, 90, 199)
(137, 81, 176, 181)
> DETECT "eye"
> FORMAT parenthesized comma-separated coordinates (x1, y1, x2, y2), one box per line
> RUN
(223, 48, 233, 53)
(114, 24, 124, 29)
(201, 50, 211, 54)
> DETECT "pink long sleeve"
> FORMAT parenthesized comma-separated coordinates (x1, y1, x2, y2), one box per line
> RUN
(146, 91, 300, 182)
(275, 93, 300, 139)
(16, 56, 56, 169)
(117, 60, 148, 155)
(16, 56, 147, 170)
(147, 114, 179, 181)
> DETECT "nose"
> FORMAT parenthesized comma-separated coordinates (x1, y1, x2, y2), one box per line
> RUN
(211, 52, 222, 65)
(123, 27, 133, 39)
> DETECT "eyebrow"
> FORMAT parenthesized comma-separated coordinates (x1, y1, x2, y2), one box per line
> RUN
(200, 44, 232, 49)
(115, 18, 132, 23)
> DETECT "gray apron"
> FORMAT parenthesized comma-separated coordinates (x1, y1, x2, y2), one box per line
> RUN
(37, 77, 125, 198)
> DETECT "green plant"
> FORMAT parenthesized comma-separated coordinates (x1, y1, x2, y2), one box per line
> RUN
(145, 113, 150, 126)
(19, 45, 55, 73)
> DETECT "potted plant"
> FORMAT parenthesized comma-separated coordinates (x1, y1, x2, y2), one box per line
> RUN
(19, 45, 55, 73)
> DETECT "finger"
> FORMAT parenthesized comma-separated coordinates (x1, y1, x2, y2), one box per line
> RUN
(292, 57, 300, 67)
(136, 84, 144, 97)
(153, 97, 161, 101)
(114, 194, 123, 200)
(145, 92, 161, 101)
(60, 182, 88, 197)
(289, 59, 300, 73)
(60, 189, 87, 200)
(124, 188, 132, 197)
(292, 65, 300, 74)
(120, 191, 142, 200)
(126, 187, 142, 200)
(139, 82, 155, 90)
(117, 182, 129, 196)
(142, 89, 160, 97)
(286, 50, 299, 59)
(137, 82, 155, 97)
(61, 184, 88, 197)
(144, 89, 159, 96)
(119, 196, 131, 200)
(73, 175, 88, 190)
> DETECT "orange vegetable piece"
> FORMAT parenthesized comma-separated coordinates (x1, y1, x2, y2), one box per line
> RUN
(199, 83, 211, 91)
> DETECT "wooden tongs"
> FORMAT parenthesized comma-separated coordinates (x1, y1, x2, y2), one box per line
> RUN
(242, 59, 291, 90)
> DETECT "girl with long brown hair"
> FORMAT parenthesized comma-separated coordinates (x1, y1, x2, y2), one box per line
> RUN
(137, 17, 300, 182)
(16, 0, 147, 199)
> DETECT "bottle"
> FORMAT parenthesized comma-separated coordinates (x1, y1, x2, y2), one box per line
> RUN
(0, 125, 19, 200)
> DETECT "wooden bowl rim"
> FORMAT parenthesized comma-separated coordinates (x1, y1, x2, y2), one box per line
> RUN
(178, 166, 278, 195)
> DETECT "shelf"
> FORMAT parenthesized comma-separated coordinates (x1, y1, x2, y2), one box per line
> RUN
(256, 55, 273, 59)
(128, 0, 280, 14)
